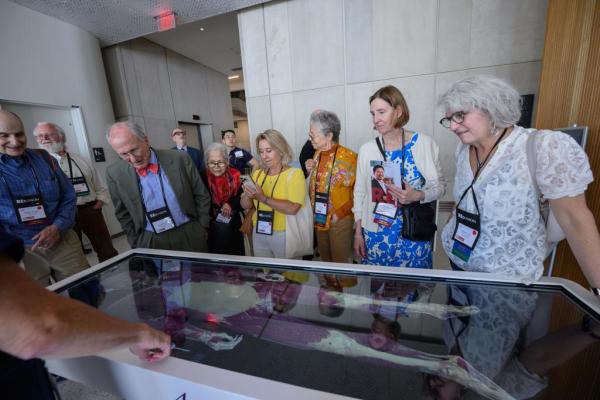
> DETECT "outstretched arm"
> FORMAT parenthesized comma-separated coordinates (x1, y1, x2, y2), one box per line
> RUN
(0, 255, 171, 362)
(551, 194, 600, 289)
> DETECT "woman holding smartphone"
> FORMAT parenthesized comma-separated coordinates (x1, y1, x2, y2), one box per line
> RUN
(240, 129, 306, 258)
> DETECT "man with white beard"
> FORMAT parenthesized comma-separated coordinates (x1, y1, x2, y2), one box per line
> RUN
(34, 122, 118, 262)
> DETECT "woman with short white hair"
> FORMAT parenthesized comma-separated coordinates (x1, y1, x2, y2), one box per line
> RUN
(204, 142, 244, 255)
(305, 109, 357, 263)
(439, 75, 600, 289)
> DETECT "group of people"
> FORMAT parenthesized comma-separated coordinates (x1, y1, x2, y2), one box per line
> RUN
(2, 74, 600, 397)
(3, 74, 598, 290)
(235, 76, 600, 292)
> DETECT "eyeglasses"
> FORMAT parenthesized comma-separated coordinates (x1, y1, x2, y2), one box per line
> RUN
(208, 161, 226, 168)
(439, 111, 467, 128)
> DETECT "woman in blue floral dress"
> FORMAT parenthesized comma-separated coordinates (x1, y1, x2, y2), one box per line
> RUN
(353, 85, 445, 268)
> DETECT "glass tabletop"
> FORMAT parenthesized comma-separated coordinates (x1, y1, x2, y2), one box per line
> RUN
(57, 254, 600, 400)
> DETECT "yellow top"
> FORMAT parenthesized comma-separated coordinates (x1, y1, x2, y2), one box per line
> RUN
(252, 167, 306, 231)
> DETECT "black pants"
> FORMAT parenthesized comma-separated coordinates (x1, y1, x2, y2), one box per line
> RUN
(0, 354, 55, 399)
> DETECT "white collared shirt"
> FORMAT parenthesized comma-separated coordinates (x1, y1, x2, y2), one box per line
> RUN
(51, 151, 111, 206)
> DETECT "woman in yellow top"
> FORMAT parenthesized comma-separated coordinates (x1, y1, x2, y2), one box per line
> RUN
(305, 110, 357, 263)
(241, 129, 306, 258)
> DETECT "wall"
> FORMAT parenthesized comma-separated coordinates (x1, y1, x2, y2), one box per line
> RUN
(534, 1, 600, 397)
(102, 38, 235, 151)
(0, 0, 120, 233)
(238, 0, 548, 200)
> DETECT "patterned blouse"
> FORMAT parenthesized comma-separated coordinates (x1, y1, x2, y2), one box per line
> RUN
(309, 144, 357, 231)
(442, 126, 593, 281)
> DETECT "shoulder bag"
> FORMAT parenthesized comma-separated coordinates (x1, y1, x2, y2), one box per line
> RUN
(284, 169, 314, 258)
(376, 134, 437, 242)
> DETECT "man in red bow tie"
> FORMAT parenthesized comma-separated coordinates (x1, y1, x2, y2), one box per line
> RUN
(106, 122, 210, 252)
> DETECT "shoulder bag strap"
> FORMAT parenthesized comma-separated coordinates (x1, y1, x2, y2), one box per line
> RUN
(525, 130, 541, 200)
(375, 137, 386, 161)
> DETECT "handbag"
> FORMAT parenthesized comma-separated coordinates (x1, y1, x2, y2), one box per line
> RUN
(401, 202, 436, 241)
(284, 170, 314, 258)
(375, 134, 437, 242)
(526, 130, 565, 253)
(239, 207, 255, 236)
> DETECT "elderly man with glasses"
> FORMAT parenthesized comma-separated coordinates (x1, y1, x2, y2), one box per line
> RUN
(106, 121, 210, 252)
(34, 122, 118, 262)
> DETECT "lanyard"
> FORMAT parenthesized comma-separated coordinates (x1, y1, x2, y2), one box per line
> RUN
(0, 156, 46, 205)
(66, 153, 86, 180)
(312, 145, 339, 199)
(135, 155, 171, 218)
(456, 128, 509, 210)
(256, 167, 282, 210)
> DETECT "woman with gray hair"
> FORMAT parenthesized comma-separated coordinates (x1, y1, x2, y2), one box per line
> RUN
(205, 142, 244, 255)
(439, 75, 600, 289)
(305, 109, 357, 263)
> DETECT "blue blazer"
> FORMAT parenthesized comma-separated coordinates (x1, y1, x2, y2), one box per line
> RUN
(172, 146, 204, 173)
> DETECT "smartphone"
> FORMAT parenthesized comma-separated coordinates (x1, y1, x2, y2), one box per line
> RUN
(241, 175, 256, 190)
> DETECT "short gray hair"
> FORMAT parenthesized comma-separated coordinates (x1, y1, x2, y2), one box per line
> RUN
(204, 142, 229, 164)
(309, 109, 341, 142)
(34, 122, 66, 142)
(438, 75, 522, 132)
(106, 121, 147, 141)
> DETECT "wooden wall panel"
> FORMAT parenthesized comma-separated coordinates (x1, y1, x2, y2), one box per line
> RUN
(535, 1, 600, 399)
(536, 0, 600, 287)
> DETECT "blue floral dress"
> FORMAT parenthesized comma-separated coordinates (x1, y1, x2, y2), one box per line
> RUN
(363, 133, 432, 269)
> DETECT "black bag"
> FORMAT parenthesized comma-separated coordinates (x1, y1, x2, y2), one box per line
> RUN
(375, 133, 437, 242)
(401, 201, 436, 241)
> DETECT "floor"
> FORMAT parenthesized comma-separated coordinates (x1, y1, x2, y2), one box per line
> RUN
(56, 214, 452, 399)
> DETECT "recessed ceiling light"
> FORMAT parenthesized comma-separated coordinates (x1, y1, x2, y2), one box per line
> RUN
(200, 27, 205, 31)
(228, 75, 240, 80)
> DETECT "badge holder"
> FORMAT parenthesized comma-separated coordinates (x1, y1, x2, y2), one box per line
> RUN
(216, 212, 232, 224)
(373, 202, 398, 227)
(147, 206, 176, 234)
(67, 155, 91, 197)
(451, 187, 481, 263)
(15, 195, 48, 224)
(256, 210, 274, 235)
(314, 192, 329, 227)
(71, 176, 91, 197)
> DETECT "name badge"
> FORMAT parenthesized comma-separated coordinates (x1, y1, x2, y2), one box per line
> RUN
(15, 195, 47, 224)
(216, 212, 232, 224)
(235, 150, 244, 158)
(373, 202, 398, 227)
(147, 206, 176, 234)
(451, 208, 481, 262)
(256, 210, 274, 235)
(314, 192, 329, 227)
(71, 176, 91, 197)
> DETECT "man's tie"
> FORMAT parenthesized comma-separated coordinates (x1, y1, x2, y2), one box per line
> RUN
(136, 163, 159, 177)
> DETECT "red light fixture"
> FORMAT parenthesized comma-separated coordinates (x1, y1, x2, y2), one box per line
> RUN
(156, 11, 176, 32)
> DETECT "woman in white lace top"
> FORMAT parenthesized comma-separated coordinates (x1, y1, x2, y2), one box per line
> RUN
(438, 75, 600, 287)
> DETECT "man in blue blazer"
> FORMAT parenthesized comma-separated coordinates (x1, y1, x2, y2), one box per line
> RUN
(171, 128, 206, 181)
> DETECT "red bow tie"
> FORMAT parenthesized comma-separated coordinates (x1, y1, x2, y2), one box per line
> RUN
(136, 163, 159, 177)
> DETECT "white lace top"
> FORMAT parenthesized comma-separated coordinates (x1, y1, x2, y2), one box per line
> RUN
(441, 126, 593, 281)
